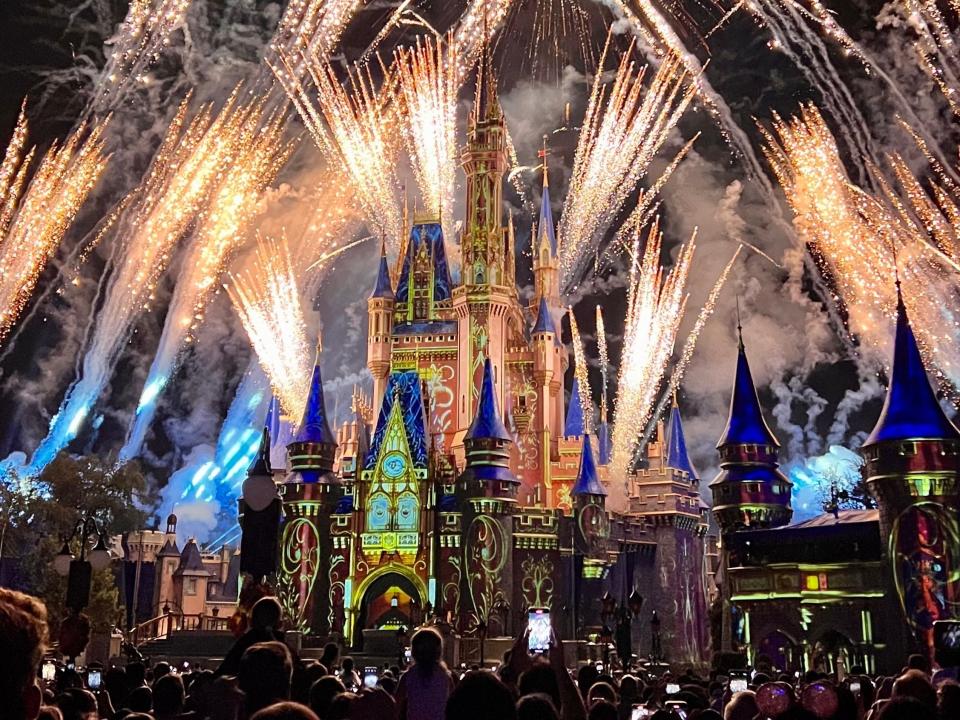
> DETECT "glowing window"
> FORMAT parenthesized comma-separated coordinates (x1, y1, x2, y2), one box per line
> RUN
(368, 494, 391, 531)
(804, 575, 819, 591)
(396, 493, 419, 530)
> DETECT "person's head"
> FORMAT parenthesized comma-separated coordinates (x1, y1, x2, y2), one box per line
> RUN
(586, 698, 618, 720)
(104, 666, 129, 709)
(0, 588, 49, 720)
(908, 654, 931, 675)
(250, 701, 320, 720)
(723, 690, 758, 720)
(308, 676, 345, 720)
(55, 689, 98, 720)
(340, 657, 355, 673)
(153, 673, 185, 718)
(517, 693, 559, 720)
(251, 597, 284, 632)
(378, 675, 397, 695)
(587, 681, 617, 707)
(125, 662, 146, 688)
(938, 679, 960, 720)
(239, 641, 294, 713)
(325, 692, 356, 720)
(410, 627, 443, 669)
(577, 665, 600, 697)
(319, 643, 340, 667)
(36, 707, 62, 720)
(620, 675, 639, 700)
(446, 670, 517, 720)
(893, 669, 937, 709)
(153, 662, 172, 681)
(875, 695, 937, 720)
(518, 660, 560, 709)
(124, 685, 153, 713)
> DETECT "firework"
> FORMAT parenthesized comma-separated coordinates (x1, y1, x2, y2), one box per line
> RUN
(595, 304, 609, 419)
(0, 103, 31, 235)
(451, 0, 516, 81)
(394, 33, 459, 242)
(119, 105, 293, 462)
(568, 306, 593, 434)
(28, 93, 264, 473)
(227, 235, 313, 421)
(762, 104, 960, 393)
(558, 40, 697, 292)
(0, 117, 109, 343)
(610, 219, 694, 480)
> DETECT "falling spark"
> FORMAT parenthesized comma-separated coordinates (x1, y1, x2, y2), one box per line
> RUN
(595, 304, 609, 420)
(394, 33, 459, 242)
(0, 117, 109, 343)
(558, 39, 697, 292)
(273, 54, 404, 248)
(227, 235, 313, 421)
(568, 306, 593, 434)
(28, 93, 262, 474)
(119, 105, 293, 462)
(762, 104, 960, 394)
(451, 0, 517, 81)
(610, 218, 694, 480)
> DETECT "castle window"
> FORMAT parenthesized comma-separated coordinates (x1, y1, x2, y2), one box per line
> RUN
(186, 578, 197, 596)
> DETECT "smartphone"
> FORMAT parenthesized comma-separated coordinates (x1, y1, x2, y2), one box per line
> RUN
(595, 662, 604, 672)
(934, 620, 960, 667)
(87, 670, 102, 690)
(527, 608, 551, 653)
(631, 707, 655, 720)
(404, 647, 412, 664)
(666, 682, 680, 695)
(665, 701, 688, 720)
(41, 661, 56, 682)
(849, 681, 861, 695)
(363, 667, 378, 689)
(729, 670, 749, 694)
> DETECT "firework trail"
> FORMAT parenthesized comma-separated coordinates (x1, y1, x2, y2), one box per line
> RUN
(451, 0, 517, 80)
(0, 115, 110, 344)
(596, 304, 609, 420)
(558, 39, 697, 292)
(394, 33, 459, 244)
(568, 306, 593, 434)
(118, 107, 293, 462)
(610, 218, 694, 481)
(27, 94, 260, 474)
(762, 104, 960, 394)
(227, 234, 313, 422)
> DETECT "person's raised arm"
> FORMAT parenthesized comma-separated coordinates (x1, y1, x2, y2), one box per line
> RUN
(550, 634, 585, 720)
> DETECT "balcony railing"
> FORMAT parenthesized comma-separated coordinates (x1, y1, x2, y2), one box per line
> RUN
(129, 611, 231, 645)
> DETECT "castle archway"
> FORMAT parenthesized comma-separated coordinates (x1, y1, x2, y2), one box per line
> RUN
(351, 564, 427, 648)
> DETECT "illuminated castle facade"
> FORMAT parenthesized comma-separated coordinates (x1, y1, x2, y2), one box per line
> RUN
(242, 64, 713, 665)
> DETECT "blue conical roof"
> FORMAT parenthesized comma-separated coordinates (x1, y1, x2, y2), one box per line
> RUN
(249, 426, 272, 477)
(465, 358, 511, 442)
(538, 178, 557, 256)
(717, 337, 780, 448)
(370, 242, 393, 298)
(532, 296, 556, 335)
(597, 420, 611, 465)
(573, 433, 606, 496)
(294, 359, 336, 445)
(864, 289, 960, 445)
(666, 402, 698, 480)
(564, 377, 585, 437)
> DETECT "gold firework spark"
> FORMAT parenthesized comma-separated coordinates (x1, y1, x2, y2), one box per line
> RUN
(610, 218, 694, 480)
(596, 304, 609, 420)
(0, 116, 109, 341)
(451, 0, 516, 81)
(762, 104, 960, 392)
(558, 39, 697, 292)
(568, 306, 593, 434)
(226, 234, 313, 421)
(394, 33, 459, 242)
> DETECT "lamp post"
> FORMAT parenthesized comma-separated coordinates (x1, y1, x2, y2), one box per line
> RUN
(650, 611, 662, 663)
(52, 515, 112, 613)
(477, 618, 488, 668)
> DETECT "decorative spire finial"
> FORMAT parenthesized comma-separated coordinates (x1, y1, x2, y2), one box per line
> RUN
(735, 295, 744, 351)
(538, 134, 550, 188)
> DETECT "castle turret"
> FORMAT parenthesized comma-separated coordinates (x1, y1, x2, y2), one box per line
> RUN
(368, 242, 395, 409)
(532, 136, 560, 309)
(239, 427, 281, 581)
(281, 345, 340, 635)
(460, 358, 518, 636)
(710, 331, 792, 533)
(154, 513, 180, 615)
(666, 398, 699, 484)
(564, 377, 585, 438)
(861, 285, 960, 659)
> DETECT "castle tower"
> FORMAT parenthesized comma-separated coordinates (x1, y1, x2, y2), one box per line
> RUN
(572, 434, 610, 632)
(460, 359, 519, 637)
(710, 331, 792, 534)
(564, 377, 585, 438)
(282, 345, 339, 635)
(861, 285, 960, 659)
(367, 242, 395, 409)
(532, 297, 564, 484)
(154, 513, 180, 615)
(532, 136, 560, 310)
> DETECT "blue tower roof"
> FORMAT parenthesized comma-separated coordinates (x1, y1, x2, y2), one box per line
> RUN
(564, 377, 585, 437)
(465, 358, 511, 442)
(538, 176, 557, 256)
(364, 371, 428, 469)
(717, 336, 780, 448)
(666, 401, 698, 480)
(573, 433, 606, 496)
(532, 297, 556, 335)
(370, 241, 393, 298)
(597, 420, 611, 465)
(294, 358, 336, 445)
(864, 288, 960, 445)
(249, 426, 272, 477)
(395, 222, 452, 304)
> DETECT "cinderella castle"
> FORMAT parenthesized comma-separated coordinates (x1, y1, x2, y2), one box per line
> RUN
(226, 61, 960, 670)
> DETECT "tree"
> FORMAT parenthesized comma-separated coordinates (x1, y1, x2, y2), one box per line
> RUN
(2, 452, 156, 633)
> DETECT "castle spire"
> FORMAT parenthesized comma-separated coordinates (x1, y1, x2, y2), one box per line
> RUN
(572, 433, 606, 497)
(716, 332, 779, 448)
(287, 340, 338, 483)
(532, 296, 557, 336)
(463, 358, 516, 484)
(665, 395, 698, 482)
(564, 377, 585, 437)
(249, 425, 272, 477)
(466, 358, 511, 442)
(536, 135, 557, 257)
(863, 285, 959, 446)
(370, 241, 393, 298)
